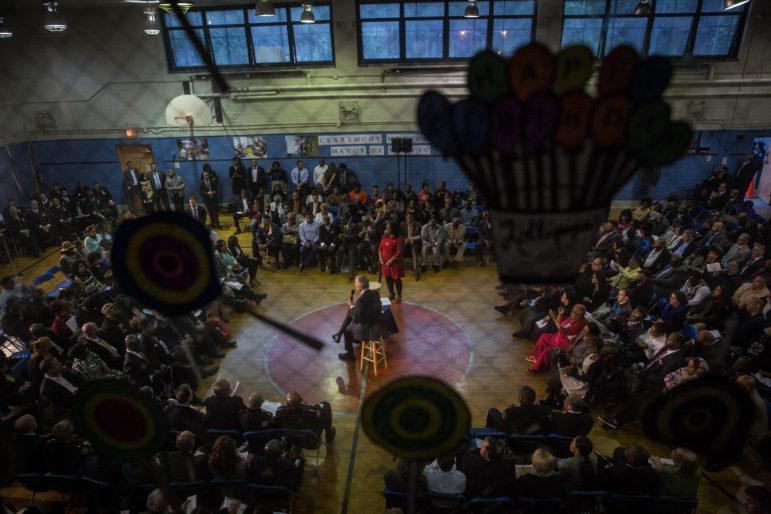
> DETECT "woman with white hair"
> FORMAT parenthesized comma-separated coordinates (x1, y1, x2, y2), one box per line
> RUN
(516, 448, 564, 498)
(651, 447, 700, 499)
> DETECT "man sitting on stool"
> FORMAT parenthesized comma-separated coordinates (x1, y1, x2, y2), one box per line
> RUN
(333, 275, 382, 361)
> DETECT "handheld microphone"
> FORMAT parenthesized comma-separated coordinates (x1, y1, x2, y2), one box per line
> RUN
(349, 289, 355, 302)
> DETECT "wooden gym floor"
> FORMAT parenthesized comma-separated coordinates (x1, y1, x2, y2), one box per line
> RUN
(1, 218, 769, 513)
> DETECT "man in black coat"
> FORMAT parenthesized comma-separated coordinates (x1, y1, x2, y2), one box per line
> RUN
(122, 161, 142, 212)
(318, 215, 340, 274)
(600, 444, 660, 495)
(229, 157, 247, 198)
(459, 437, 514, 498)
(239, 392, 275, 431)
(548, 395, 594, 437)
(275, 390, 335, 443)
(486, 385, 550, 434)
(333, 275, 382, 361)
(166, 384, 206, 437)
(39, 357, 80, 412)
(203, 379, 245, 431)
(148, 164, 169, 211)
(185, 196, 208, 225)
(247, 159, 268, 202)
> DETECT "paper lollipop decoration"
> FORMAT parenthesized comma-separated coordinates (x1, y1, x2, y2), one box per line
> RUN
(361, 376, 471, 460)
(112, 211, 220, 316)
(71, 380, 168, 459)
(640, 376, 753, 460)
(419, 44, 691, 282)
(112, 211, 324, 349)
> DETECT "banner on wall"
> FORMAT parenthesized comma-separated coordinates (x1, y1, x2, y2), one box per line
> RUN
(319, 134, 382, 145)
(387, 145, 432, 156)
(176, 139, 210, 161)
(285, 135, 319, 158)
(331, 146, 367, 157)
(369, 146, 385, 156)
(233, 136, 267, 159)
(385, 133, 430, 144)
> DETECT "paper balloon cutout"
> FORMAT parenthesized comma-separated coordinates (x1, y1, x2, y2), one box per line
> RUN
(641, 376, 753, 460)
(361, 376, 471, 460)
(417, 43, 691, 283)
(72, 380, 168, 459)
(112, 211, 220, 315)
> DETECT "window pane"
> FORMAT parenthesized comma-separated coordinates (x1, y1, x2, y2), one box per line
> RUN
(494, 0, 535, 15)
(404, 2, 444, 17)
(609, 0, 639, 15)
(251, 25, 290, 62)
(293, 23, 333, 61)
(405, 19, 443, 58)
(448, 1, 489, 17)
(492, 18, 532, 56)
(701, 0, 730, 12)
(360, 3, 400, 19)
(649, 16, 691, 55)
(449, 19, 487, 58)
(164, 11, 203, 27)
(605, 17, 646, 54)
(564, 0, 606, 16)
(693, 14, 740, 55)
(248, 8, 288, 23)
(561, 18, 603, 56)
(210, 27, 249, 65)
(361, 21, 400, 59)
(654, 0, 698, 13)
(290, 5, 330, 22)
(206, 9, 244, 25)
(169, 28, 205, 67)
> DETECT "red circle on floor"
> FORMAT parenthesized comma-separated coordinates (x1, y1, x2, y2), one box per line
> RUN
(265, 302, 473, 414)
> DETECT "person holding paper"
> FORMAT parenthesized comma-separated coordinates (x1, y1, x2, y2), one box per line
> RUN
(526, 305, 587, 374)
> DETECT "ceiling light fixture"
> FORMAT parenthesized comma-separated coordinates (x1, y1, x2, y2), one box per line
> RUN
(464, 0, 479, 18)
(42, 1, 67, 32)
(144, 6, 160, 35)
(634, 0, 651, 15)
(0, 16, 12, 38)
(255, 0, 275, 17)
(300, 4, 315, 23)
(723, 0, 750, 10)
(159, 1, 194, 15)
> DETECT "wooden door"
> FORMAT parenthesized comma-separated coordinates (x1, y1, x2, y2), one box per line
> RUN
(116, 144, 155, 211)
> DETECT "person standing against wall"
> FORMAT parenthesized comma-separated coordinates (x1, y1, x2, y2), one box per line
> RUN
(122, 160, 142, 213)
(200, 167, 221, 229)
(149, 164, 169, 211)
(166, 168, 186, 212)
(229, 157, 247, 199)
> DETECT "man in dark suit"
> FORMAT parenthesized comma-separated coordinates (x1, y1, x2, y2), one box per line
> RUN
(318, 214, 339, 274)
(203, 379, 245, 431)
(199, 169, 221, 228)
(740, 244, 766, 280)
(485, 385, 550, 434)
(39, 357, 80, 411)
(167, 430, 210, 482)
(253, 215, 282, 265)
(229, 157, 247, 198)
(275, 390, 335, 443)
(13, 415, 46, 474)
(333, 275, 382, 361)
(122, 160, 142, 212)
(165, 384, 206, 436)
(548, 395, 594, 437)
(649, 254, 688, 298)
(459, 436, 514, 498)
(148, 164, 169, 211)
(231, 189, 253, 234)
(600, 444, 660, 495)
(640, 237, 670, 274)
(186, 196, 208, 225)
(124, 334, 168, 389)
(240, 392, 275, 431)
(247, 159, 268, 202)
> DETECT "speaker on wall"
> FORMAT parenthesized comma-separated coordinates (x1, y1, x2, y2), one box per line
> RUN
(401, 138, 413, 153)
(392, 137, 413, 153)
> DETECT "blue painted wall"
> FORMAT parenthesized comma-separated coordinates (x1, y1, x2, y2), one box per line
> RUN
(2, 129, 766, 207)
(0, 143, 39, 208)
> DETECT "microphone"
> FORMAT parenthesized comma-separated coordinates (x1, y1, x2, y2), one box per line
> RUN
(349, 289, 355, 302)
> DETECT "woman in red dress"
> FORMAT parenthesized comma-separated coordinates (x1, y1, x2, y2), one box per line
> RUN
(526, 304, 587, 373)
(379, 220, 405, 303)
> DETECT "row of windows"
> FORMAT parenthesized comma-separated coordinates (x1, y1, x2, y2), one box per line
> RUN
(161, 0, 748, 72)
(163, 4, 333, 69)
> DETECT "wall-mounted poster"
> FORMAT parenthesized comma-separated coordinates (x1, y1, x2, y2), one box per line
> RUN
(176, 138, 210, 161)
(285, 135, 319, 158)
(233, 136, 267, 159)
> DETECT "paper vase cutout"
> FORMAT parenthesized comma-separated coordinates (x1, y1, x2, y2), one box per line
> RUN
(418, 44, 691, 283)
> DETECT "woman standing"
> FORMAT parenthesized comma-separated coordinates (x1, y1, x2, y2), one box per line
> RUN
(379, 221, 405, 304)
(139, 173, 155, 213)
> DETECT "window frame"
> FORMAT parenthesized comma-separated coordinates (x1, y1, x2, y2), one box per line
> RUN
(161, 2, 335, 73)
(355, 0, 538, 65)
(560, 0, 749, 60)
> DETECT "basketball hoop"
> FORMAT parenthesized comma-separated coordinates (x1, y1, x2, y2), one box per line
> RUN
(174, 115, 194, 128)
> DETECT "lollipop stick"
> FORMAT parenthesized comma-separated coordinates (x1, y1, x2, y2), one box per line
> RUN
(407, 459, 418, 514)
(247, 309, 323, 350)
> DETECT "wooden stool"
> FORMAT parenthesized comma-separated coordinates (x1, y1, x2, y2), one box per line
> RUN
(360, 336, 387, 376)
